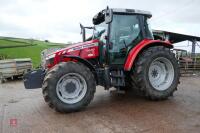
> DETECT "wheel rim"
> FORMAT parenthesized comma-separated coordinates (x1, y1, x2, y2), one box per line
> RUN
(148, 57, 174, 91)
(56, 73, 87, 104)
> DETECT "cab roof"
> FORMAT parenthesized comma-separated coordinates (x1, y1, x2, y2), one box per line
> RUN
(112, 8, 152, 18)
(93, 8, 152, 25)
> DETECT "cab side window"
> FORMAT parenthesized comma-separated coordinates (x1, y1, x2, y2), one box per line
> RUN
(109, 14, 141, 64)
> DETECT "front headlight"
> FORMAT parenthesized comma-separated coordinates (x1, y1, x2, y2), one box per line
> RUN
(46, 57, 54, 66)
(43, 54, 55, 68)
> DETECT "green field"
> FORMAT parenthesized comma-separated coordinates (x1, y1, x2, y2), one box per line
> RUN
(0, 37, 65, 68)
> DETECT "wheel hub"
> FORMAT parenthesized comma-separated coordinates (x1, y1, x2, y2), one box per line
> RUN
(65, 82, 76, 94)
(151, 69, 158, 78)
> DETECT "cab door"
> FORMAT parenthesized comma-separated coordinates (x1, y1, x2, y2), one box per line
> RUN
(108, 14, 142, 66)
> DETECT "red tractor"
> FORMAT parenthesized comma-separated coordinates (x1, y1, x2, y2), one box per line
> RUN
(24, 8, 180, 113)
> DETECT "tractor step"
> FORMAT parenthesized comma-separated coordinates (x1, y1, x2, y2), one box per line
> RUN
(110, 89, 126, 94)
(110, 69, 125, 87)
(110, 75, 125, 78)
(95, 68, 125, 89)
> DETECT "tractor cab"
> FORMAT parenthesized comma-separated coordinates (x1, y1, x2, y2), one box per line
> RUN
(92, 8, 154, 66)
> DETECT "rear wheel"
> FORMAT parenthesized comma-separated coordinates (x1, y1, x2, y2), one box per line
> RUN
(131, 46, 180, 100)
(42, 62, 96, 113)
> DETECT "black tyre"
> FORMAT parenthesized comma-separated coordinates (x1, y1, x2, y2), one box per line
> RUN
(42, 62, 96, 113)
(131, 46, 180, 100)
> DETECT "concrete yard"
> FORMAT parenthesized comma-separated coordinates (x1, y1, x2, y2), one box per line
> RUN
(0, 77, 200, 133)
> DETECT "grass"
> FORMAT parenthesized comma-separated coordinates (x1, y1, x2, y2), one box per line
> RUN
(0, 37, 65, 68)
(0, 37, 62, 47)
(0, 39, 30, 47)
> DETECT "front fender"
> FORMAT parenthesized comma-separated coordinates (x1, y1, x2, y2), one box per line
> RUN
(62, 55, 98, 82)
(62, 55, 96, 72)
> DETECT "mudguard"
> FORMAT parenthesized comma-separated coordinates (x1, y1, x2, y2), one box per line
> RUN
(124, 39, 173, 71)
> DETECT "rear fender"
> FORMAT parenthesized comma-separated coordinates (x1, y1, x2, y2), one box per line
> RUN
(124, 39, 173, 71)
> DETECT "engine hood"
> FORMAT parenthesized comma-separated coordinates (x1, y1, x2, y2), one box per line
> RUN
(63, 39, 99, 53)
(46, 39, 99, 60)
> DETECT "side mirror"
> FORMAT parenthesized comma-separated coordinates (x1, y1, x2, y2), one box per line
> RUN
(104, 35, 108, 40)
(105, 9, 113, 24)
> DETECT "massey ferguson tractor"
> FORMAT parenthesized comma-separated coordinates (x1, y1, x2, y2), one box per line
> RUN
(24, 8, 180, 113)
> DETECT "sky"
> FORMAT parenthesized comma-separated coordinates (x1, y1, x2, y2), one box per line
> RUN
(0, 0, 200, 52)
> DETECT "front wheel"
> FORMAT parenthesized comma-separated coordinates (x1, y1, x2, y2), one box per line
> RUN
(42, 62, 96, 113)
(132, 46, 180, 100)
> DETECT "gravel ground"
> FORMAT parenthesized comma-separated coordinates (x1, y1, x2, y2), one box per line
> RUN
(0, 77, 200, 133)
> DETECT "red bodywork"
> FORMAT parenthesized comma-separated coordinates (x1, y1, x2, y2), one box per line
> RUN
(46, 39, 99, 68)
(124, 39, 173, 71)
(46, 39, 173, 70)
